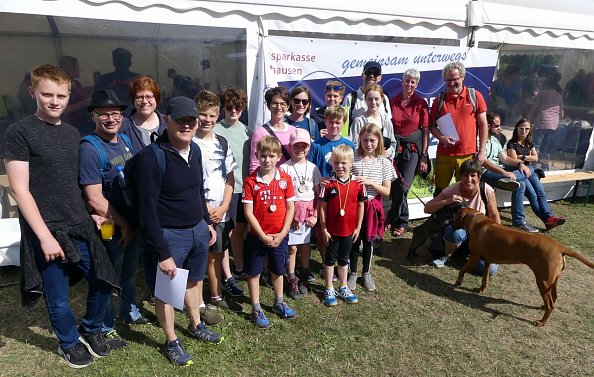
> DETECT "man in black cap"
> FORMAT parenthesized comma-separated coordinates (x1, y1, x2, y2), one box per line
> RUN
(79, 89, 150, 351)
(342, 60, 391, 127)
(133, 96, 222, 367)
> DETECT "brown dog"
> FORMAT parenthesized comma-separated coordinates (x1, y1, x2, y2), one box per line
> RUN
(453, 207, 594, 326)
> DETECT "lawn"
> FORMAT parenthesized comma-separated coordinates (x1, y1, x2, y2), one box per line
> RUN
(0, 199, 593, 376)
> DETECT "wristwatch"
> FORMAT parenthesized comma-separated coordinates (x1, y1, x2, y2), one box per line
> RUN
(520, 155, 526, 161)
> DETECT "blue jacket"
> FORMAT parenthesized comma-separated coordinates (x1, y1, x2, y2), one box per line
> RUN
(120, 110, 166, 154)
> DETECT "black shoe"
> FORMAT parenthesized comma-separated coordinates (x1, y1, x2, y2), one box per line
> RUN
(58, 343, 93, 369)
(221, 277, 244, 297)
(103, 330, 128, 350)
(78, 331, 111, 357)
(124, 316, 151, 325)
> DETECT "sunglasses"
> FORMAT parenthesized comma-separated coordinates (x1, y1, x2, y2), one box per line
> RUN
(365, 70, 380, 77)
(174, 117, 198, 127)
(325, 85, 343, 91)
(225, 105, 243, 112)
(292, 98, 310, 106)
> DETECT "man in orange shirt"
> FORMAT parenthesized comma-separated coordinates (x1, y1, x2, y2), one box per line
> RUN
(429, 61, 488, 195)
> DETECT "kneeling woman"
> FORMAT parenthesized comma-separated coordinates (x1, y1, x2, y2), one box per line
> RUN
(424, 159, 499, 275)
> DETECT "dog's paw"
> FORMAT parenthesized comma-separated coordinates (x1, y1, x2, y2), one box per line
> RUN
(534, 319, 547, 327)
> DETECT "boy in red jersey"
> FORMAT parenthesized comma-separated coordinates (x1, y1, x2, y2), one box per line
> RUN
(242, 136, 296, 328)
(319, 144, 365, 306)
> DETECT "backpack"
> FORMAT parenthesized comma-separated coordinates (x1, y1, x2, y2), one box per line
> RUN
(348, 90, 389, 129)
(437, 87, 477, 115)
(81, 133, 133, 195)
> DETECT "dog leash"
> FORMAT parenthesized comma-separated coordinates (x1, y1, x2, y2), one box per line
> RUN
(394, 164, 427, 206)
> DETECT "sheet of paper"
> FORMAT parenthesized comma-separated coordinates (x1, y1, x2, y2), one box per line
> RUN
(436, 113, 459, 141)
(288, 223, 312, 245)
(155, 267, 189, 310)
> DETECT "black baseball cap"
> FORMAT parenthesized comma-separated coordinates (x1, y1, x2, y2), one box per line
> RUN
(363, 61, 381, 74)
(166, 96, 198, 119)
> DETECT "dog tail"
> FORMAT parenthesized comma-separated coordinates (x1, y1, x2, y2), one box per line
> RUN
(563, 249, 594, 269)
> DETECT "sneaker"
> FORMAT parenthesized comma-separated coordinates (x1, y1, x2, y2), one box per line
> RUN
(164, 338, 193, 367)
(514, 222, 539, 233)
(222, 277, 244, 297)
(272, 302, 297, 319)
(261, 271, 273, 288)
(324, 288, 338, 307)
(287, 275, 301, 300)
(103, 330, 128, 350)
(432, 255, 449, 268)
(337, 286, 359, 303)
(58, 343, 93, 369)
(545, 216, 566, 230)
(209, 297, 230, 310)
(347, 272, 358, 291)
(78, 332, 110, 358)
(124, 316, 151, 325)
(251, 309, 271, 329)
(297, 277, 308, 294)
(497, 177, 520, 191)
(187, 322, 224, 344)
(361, 272, 376, 291)
(232, 269, 248, 281)
(306, 269, 316, 284)
(200, 305, 224, 326)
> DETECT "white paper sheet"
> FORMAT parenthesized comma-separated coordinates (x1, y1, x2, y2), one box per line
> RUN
(288, 223, 312, 245)
(155, 267, 189, 310)
(436, 113, 460, 141)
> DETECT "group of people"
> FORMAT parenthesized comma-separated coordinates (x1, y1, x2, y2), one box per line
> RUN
(1, 59, 567, 369)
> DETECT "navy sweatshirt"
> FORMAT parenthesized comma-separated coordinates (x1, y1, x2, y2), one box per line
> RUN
(134, 130, 210, 261)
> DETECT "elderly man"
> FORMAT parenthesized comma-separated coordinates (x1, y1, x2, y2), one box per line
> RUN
(429, 61, 489, 196)
(79, 89, 150, 351)
(133, 96, 222, 367)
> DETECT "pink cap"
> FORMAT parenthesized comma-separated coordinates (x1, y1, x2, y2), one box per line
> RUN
(290, 128, 311, 145)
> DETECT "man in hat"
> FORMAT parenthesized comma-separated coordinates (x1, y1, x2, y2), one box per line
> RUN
(2, 65, 118, 368)
(342, 60, 392, 127)
(79, 89, 150, 351)
(133, 96, 222, 367)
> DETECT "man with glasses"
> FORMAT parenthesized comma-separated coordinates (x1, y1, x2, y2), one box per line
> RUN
(429, 61, 489, 196)
(342, 61, 391, 129)
(133, 96, 222, 367)
(79, 89, 150, 351)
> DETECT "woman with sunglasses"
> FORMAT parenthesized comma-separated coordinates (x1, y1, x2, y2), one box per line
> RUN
(286, 86, 319, 140)
(506, 118, 566, 231)
(386, 68, 430, 237)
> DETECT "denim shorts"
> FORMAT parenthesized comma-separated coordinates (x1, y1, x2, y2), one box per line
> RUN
(162, 220, 209, 281)
(244, 234, 288, 276)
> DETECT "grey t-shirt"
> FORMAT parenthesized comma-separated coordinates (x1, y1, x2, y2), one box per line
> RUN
(1, 115, 89, 226)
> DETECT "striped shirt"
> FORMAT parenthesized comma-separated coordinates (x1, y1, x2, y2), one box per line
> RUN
(351, 156, 397, 199)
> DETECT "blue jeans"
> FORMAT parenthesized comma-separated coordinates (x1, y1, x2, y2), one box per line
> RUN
(522, 168, 554, 224)
(481, 168, 527, 225)
(102, 230, 142, 332)
(443, 225, 468, 246)
(33, 239, 112, 350)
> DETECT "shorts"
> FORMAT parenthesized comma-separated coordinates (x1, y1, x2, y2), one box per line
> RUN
(244, 234, 288, 276)
(161, 220, 209, 281)
(210, 220, 233, 253)
(228, 193, 247, 226)
(325, 235, 352, 267)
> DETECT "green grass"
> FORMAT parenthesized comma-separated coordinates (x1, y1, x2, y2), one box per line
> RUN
(1, 200, 594, 376)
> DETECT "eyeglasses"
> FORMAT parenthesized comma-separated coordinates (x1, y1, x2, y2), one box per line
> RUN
(135, 94, 155, 102)
(292, 98, 310, 106)
(445, 76, 462, 83)
(364, 70, 380, 77)
(94, 111, 122, 121)
(491, 124, 501, 128)
(225, 105, 243, 112)
(518, 127, 531, 132)
(325, 85, 343, 91)
(174, 117, 198, 127)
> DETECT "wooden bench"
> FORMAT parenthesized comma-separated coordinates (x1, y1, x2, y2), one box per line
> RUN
(540, 170, 594, 204)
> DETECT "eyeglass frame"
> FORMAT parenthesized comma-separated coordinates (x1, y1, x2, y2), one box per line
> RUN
(94, 111, 123, 120)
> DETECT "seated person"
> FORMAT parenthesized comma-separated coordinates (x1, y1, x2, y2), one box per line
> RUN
(424, 159, 499, 276)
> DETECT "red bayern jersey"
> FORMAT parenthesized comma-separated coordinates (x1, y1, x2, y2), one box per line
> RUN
(319, 175, 366, 237)
(243, 168, 295, 235)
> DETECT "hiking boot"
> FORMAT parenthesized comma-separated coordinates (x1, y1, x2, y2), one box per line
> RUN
(361, 272, 376, 291)
(164, 338, 193, 367)
(514, 222, 539, 233)
(103, 330, 128, 350)
(78, 331, 110, 358)
(261, 271, 273, 288)
(432, 255, 449, 268)
(297, 273, 308, 294)
(347, 272, 358, 291)
(287, 275, 301, 300)
(337, 286, 359, 304)
(200, 305, 224, 326)
(251, 309, 271, 329)
(222, 277, 244, 297)
(58, 343, 93, 369)
(187, 322, 224, 344)
(497, 178, 520, 191)
(272, 302, 297, 319)
(545, 216, 566, 230)
(324, 288, 337, 307)
(232, 269, 248, 281)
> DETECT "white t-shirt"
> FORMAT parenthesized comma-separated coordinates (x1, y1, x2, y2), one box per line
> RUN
(193, 135, 238, 222)
(351, 155, 397, 199)
(279, 159, 321, 202)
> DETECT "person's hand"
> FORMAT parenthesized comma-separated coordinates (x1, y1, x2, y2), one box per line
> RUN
(440, 136, 457, 147)
(208, 224, 217, 246)
(504, 171, 517, 181)
(354, 176, 372, 186)
(418, 157, 428, 173)
(305, 216, 317, 228)
(322, 228, 332, 246)
(450, 195, 464, 204)
(519, 164, 532, 177)
(40, 235, 65, 263)
(319, 129, 328, 138)
(351, 227, 361, 241)
(269, 232, 286, 248)
(159, 257, 177, 279)
(260, 234, 274, 247)
(319, 176, 331, 188)
(291, 219, 300, 230)
(207, 205, 224, 224)
(90, 214, 107, 230)
(476, 151, 487, 164)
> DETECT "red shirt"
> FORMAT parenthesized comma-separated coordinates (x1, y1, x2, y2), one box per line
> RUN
(320, 175, 366, 237)
(243, 169, 295, 235)
(429, 86, 487, 156)
(390, 92, 429, 137)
